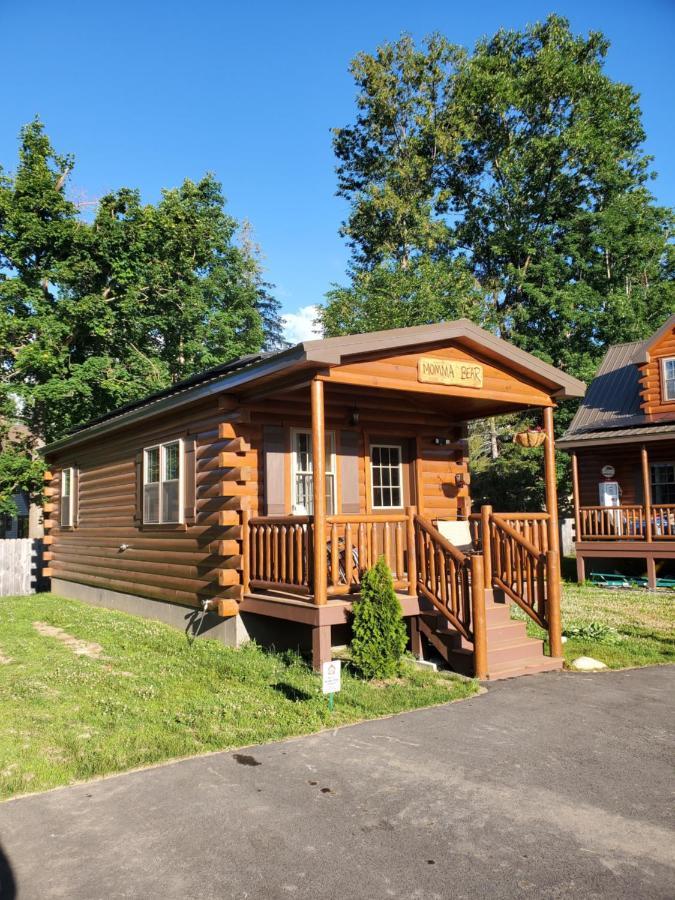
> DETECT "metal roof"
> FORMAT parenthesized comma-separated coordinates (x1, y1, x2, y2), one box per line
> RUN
(559, 331, 675, 449)
(45, 319, 586, 455)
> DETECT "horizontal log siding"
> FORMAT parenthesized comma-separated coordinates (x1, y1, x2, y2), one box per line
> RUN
(245, 386, 468, 521)
(639, 323, 675, 417)
(576, 441, 675, 507)
(47, 398, 256, 609)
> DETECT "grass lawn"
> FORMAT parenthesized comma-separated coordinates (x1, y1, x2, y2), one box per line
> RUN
(515, 581, 675, 669)
(0, 593, 478, 801)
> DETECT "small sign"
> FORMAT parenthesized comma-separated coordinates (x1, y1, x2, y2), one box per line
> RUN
(322, 660, 341, 695)
(601, 465, 616, 479)
(418, 357, 484, 389)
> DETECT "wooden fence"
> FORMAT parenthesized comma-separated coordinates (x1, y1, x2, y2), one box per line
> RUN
(0, 539, 44, 596)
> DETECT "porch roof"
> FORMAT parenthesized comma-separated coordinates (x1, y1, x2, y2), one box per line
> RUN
(45, 319, 585, 455)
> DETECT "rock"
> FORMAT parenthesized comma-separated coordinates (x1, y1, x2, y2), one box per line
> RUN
(571, 656, 608, 672)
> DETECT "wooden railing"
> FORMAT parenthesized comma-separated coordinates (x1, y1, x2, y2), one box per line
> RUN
(651, 505, 675, 539)
(325, 513, 415, 595)
(579, 505, 645, 540)
(246, 510, 417, 597)
(469, 511, 549, 554)
(490, 516, 548, 629)
(414, 514, 487, 677)
(468, 506, 561, 657)
(578, 504, 675, 541)
(248, 515, 313, 594)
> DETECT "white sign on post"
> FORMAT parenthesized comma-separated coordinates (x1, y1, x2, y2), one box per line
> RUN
(322, 660, 341, 695)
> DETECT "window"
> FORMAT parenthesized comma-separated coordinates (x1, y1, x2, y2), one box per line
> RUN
(371, 444, 403, 509)
(143, 440, 182, 524)
(651, 463, 675, 504)
(662, 358, 675, 402)
(291, 430, 336, 515)
(61, 467, 76, 526)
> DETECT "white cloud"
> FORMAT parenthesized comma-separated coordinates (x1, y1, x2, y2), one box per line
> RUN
(282, 305, 321, 345)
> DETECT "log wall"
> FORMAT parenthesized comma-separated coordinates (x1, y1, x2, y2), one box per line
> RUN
(45, 398, 256, 609)
(639, 321, 675, 418)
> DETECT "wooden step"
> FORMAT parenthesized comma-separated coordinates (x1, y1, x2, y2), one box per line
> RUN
(415, 589, 559, 681)
(483, 656, 563, 681)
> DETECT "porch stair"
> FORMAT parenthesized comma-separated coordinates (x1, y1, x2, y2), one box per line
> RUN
(417, 590, 563, 681)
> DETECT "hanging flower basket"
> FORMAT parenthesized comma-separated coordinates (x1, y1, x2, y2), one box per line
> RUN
(514, 429, 547, 448)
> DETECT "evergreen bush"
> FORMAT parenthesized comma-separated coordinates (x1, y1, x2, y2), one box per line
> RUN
(351, 556, 408, 679)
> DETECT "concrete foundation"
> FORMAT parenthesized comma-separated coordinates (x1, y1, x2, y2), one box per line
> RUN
(51, 578, 251, 647)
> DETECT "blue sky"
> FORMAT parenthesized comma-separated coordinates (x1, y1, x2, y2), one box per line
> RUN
(2, 0, 673, 341)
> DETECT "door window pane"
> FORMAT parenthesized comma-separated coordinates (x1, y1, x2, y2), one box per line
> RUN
(293, 430, 335, 514)
(371, 445, 403, 508)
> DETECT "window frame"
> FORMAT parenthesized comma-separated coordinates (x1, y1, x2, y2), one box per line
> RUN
(661, 357, 675, 403)
(143, 439, 184, 525)
(60, 466, 76, 527)
(290, 428, 336, 515)
(650, 462, 675, 505)
(370, 443, 404, 510)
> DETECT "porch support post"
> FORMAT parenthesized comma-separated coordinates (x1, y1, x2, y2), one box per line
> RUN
(542, 406, 563, 658)
(470, 554, 488, 680)
(542, 406, 560, 556)
(312, 624, 331, 671)
(480, 505, 493, 590)
(546, 550, 563, 658)
(571, 451, 581, 543)
(311, 378, 327, 606)
(405, 505, 417, 596)
(641, 444, 653, 543)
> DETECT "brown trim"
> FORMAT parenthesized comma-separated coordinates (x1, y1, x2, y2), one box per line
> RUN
(635, 313, 675, 363)
(139, 523, 189, 533)
(559, 430, 675, 450)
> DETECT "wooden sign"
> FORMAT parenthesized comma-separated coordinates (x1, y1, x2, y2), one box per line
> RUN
(418, 357, 483, 389)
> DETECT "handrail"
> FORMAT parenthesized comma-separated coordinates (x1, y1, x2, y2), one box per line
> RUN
(491, 515, 542, 559)
(326, 513, 408, 524)
(489, 513, 551, 634)
(413, 513, 487, 678)
(415, 513, 468, 565)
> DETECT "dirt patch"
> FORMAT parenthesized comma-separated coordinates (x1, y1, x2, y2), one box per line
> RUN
(32, 622, 103, 659)
(0, 648, 12, 665)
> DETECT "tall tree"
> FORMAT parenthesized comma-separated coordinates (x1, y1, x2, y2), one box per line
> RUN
(322, 16, 674, 509)
(323, 15, 674, 381)
(0, 120, 277, 509)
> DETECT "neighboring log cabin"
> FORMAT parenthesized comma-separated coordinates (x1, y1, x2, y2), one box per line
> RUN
(559, 313, 675, 587)
(44, 321, 585, 679)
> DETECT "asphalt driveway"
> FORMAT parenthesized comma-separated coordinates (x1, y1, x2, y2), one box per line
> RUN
(0, 666, 673, 899)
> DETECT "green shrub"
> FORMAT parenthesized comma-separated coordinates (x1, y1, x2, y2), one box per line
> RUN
(351, 556, 408, 679)
(563, 621, 621, 644)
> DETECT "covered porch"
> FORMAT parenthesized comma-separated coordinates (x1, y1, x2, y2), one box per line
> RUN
(225, 320, 585, 676)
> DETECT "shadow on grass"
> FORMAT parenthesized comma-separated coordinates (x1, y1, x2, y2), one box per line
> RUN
(271, 682, 313, 702)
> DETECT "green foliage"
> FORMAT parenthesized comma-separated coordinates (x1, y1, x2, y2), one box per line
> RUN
(325, 16, 675, 505)
(0, 406, 44, 516)
(351, 557, 409, 679)
(0, 120, 283, 453)
(562, 621, 620, 644)
(0, 593, 477, 798)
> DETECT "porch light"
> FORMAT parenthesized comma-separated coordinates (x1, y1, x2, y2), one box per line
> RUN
(349, 409, 360, 426)
(433, 437, 452, 446)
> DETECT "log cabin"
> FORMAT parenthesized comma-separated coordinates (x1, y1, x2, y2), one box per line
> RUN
(558, 313, 675, 587)
(43, 320, 585, 679)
